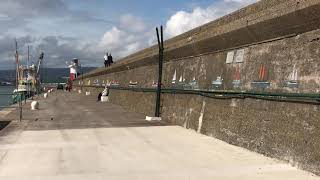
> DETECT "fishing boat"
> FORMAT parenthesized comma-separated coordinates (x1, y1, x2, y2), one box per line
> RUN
(12, 41, 44, 103)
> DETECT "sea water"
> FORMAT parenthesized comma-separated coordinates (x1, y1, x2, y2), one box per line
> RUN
(0, 86, 14, 110)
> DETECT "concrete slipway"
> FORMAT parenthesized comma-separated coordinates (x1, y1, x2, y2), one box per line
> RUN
(0, 91, 318, 180)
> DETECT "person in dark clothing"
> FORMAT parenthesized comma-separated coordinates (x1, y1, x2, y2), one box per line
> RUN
(108, 53, 113, 66)
(67, 79, 72, 92)
(97, 92, 102, 101)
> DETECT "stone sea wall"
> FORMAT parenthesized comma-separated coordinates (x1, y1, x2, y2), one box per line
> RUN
(74, 0, 320, 175)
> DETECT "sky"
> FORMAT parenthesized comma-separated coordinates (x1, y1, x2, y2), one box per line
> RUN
(0, 0, 258, 70)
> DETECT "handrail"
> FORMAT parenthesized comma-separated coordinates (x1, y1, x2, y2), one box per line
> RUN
(74, 85, 320, 105)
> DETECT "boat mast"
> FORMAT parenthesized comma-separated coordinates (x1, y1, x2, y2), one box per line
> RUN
(15, 39, 19, 90)
(27, 46, 29, 75)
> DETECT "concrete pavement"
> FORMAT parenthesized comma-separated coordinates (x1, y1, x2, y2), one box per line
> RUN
(0, 91, 319, 180)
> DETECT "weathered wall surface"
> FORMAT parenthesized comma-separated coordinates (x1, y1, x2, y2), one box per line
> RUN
(80, 29, 320, 93)
(74, 0, 320, 175)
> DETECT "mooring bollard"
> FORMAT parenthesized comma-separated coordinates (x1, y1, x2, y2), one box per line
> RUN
(146, 116, 162, 121)
(19, 106, 22, 122)
(31, 101, 39, 110)
(101, 96, 109, 102)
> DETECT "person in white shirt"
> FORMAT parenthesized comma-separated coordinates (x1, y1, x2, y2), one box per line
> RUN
(104, 52, 108, 67)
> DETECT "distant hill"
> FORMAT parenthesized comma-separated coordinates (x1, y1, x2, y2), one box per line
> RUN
(0, 67, 97, 84)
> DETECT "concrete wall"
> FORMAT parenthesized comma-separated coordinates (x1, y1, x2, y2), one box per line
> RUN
(74, 0, 320, 175)
(80, 29, 320, 93)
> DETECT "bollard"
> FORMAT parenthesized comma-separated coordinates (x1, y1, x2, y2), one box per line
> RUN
(101, 96, 109, 102)
(31, 101, 39, 110)
(19, 106, 22, 122)
(146, 116, 162, 121)
(44, 93, 48, 99)
(18, 98, 22, 122)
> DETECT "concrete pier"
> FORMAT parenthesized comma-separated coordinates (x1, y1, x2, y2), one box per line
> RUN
(0, 91, 319, 179)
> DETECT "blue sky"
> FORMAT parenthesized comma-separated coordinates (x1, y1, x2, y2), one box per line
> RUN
(0, 0, 257, 69)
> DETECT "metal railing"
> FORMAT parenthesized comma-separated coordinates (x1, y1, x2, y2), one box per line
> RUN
(74, 84, 320, 105)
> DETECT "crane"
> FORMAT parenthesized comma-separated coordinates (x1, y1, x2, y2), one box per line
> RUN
(33, 51, 44, 94)
(36, 52, 44, 75)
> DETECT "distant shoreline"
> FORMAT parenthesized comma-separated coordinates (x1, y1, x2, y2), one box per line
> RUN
(0, 85, 15, 87)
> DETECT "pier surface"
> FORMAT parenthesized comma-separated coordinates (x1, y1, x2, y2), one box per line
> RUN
(0, 91, 318, 180)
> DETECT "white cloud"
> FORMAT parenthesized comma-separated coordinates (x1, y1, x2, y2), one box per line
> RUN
(93, 14, 155, 58)
(119, 14, 146, 33)
(165, 0, 258, 37)
(0, 13, 10, 20)
(1, 0, 258, 69)
(97, 26, 152, 58)
(165, 8, 214, 37)
(95, 0, 258, 61)
(99, 27, 124, 49)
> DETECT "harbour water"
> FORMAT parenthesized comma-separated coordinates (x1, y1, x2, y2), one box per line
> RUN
(0, 86, 14, 110)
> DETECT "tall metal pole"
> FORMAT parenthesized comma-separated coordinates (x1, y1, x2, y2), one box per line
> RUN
(27, 46, 30, 98)
(14, 39, 22, 122)
(155, 26, 164, 117)
(15, 39, 19, 91)
(27, 46, 29, 71)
